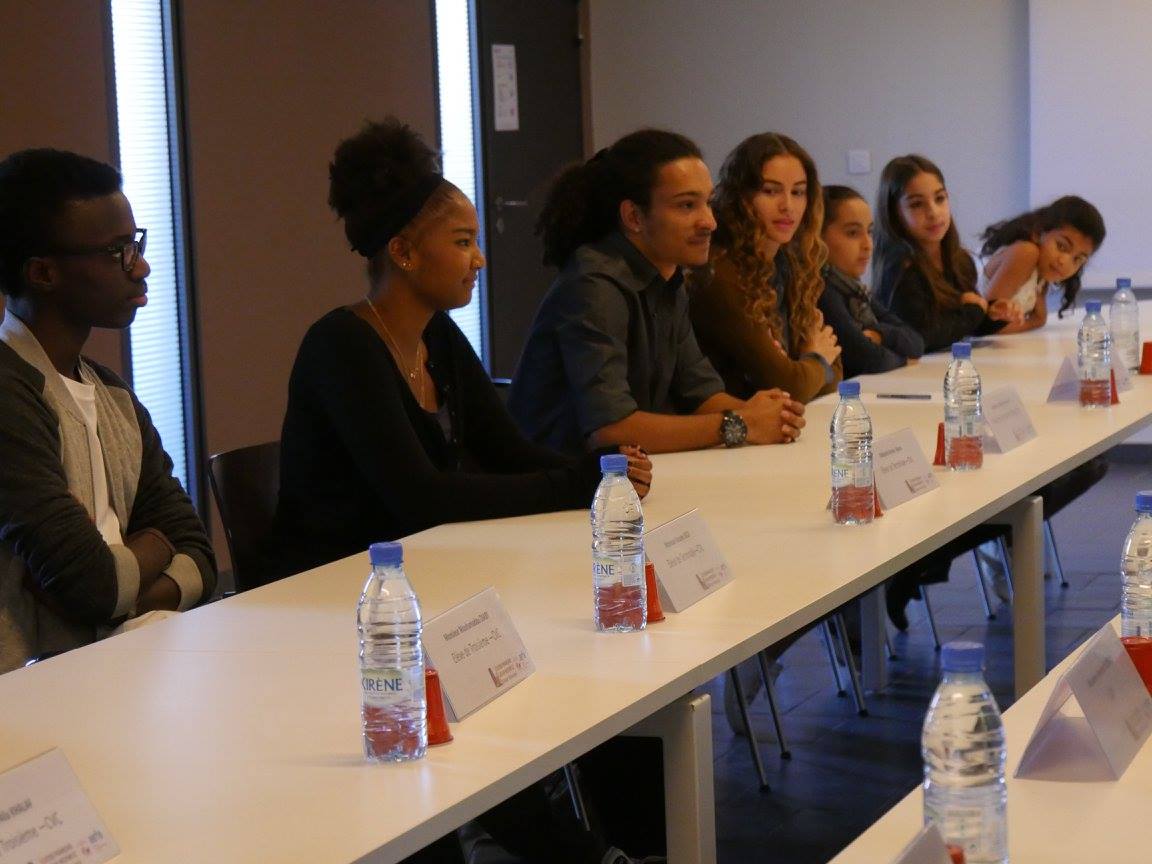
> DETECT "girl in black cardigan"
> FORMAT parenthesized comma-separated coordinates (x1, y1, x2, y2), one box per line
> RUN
(871, 154, 1018, 350)
(271, 118, 650, 581)
(272, 118, 655, 864)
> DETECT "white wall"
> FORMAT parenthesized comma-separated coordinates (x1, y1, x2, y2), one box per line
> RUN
(1031, 1, 1152, 288)
(589, 0, 1030, 256)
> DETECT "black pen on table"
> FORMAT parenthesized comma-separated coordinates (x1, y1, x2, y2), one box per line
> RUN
(875, 393, 933, 400)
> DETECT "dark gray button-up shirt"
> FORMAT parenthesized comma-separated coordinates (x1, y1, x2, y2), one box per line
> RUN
(509, 232, 724, 454)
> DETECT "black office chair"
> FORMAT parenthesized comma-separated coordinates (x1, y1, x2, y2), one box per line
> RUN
(207, 440, 281, 593)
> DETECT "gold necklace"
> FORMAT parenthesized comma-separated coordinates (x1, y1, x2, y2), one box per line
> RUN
(364, 296, 426, 404)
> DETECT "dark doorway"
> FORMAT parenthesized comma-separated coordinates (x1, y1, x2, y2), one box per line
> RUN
(475, 0, 584, 378)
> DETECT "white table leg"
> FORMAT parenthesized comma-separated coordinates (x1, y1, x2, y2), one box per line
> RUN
(624, 692, 716, 864)
(860, 587, 888, 691)
(987, 494, 1045, 698)
(1010, 495, 1045, 697)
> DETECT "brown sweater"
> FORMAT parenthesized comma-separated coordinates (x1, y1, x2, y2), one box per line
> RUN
(689, 255, 842, 403)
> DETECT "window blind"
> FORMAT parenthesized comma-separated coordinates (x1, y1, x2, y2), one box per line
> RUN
(435, 0, 488, 365)
(110, 0, 190, 490)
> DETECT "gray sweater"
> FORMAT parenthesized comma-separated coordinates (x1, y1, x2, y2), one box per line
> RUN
(0, 314, 215, 673)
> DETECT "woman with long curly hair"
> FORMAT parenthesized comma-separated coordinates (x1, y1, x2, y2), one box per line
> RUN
(871, 154, 1018, 351)
(690, 132, 841, 403)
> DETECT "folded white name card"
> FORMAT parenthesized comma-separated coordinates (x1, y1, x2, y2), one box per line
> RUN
(981, 385, 1037, 454)
(873, 427, 939, 510)
(1047, 356, 1130, 402)
(1046, 356, 1079, 402)
(1016, 624, 1152, 781)
(890, 824, 952, 864)
(423, 587, 534, 721)
(645, 509, 732, 612)
(0, 749, 118, 864)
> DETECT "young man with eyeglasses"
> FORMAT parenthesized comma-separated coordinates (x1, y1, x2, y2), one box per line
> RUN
(0, 148, 215, 674)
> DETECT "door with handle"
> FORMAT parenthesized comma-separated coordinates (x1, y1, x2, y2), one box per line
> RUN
(492, 195, 528, 237)
(476, 0, 584, 378)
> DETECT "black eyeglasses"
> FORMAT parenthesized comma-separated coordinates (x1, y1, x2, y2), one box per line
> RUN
(49, 228, 147, 273)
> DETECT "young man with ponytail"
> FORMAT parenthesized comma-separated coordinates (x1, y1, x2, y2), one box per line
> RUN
(509, 129, 806, 455)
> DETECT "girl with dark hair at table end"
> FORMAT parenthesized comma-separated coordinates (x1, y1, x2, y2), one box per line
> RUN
(978, 195, 1105, 331)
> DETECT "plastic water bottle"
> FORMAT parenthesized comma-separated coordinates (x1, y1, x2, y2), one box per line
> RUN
(357, 541, 427, 761)
(1077, 300, 1112, 407)
(943, 342, 983, 470)
(591, 454, 646, 632)
(922, 641, 1007, 864)
(830, 380, 874, 525)
(1110, 277, 1140, 373)
(1121, 491, 1152, 638)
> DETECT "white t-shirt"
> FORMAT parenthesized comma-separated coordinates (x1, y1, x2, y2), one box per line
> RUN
(59, 370, 123, 547)
(979, 256, 1043, 317)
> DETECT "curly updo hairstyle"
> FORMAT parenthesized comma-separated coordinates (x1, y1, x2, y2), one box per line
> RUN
(328, 117, 461, 271)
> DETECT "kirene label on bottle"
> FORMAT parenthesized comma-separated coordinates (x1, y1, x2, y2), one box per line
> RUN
(361, 666, 425, 709)
(593, 555, 644, 588)
(832, 461, 874, 488)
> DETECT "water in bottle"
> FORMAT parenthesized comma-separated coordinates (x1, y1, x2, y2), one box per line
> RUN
(592, 453, 646, 632)
(357, 541, 427, 762)
(1121, 491, 1152, 638)
(1110, 277, 1140, 373)
(1077, 300, 1112, 407)
(922, 641, 1007, 864)
(830, 380, 874, 525)
(943, 342, 983, 470)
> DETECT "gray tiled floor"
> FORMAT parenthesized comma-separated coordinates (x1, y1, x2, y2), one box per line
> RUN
(708, 448, 1151, 863)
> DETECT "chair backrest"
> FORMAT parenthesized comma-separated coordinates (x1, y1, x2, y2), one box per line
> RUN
(207, 441, 280, 592)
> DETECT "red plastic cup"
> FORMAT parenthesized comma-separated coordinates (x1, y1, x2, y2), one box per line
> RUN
(644, 561, 665, 623)
(1141, 341, 1152, 374)
(1122, 636, 1152, 696)
(425, 667, 453, 745)
(932, 422, 946, 466)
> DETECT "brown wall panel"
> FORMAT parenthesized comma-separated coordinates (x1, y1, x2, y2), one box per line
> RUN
(0, 1, 124, 374)
(180, 0, 437, 468)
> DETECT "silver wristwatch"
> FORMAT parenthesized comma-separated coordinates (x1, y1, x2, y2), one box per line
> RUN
(720, 409, 748, 447)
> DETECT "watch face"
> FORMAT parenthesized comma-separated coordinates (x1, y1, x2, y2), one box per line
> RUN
(722, 412, 747, 446)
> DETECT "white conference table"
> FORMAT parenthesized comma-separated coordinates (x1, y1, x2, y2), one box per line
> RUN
(830, 620, 1150, 864)
(2, 306, 1152, 863)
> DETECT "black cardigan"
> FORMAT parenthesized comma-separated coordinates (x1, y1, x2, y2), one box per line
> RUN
(876, 256, 1003, 353)
(818, 266, 925, 378)
(270, 308, 602, 579)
